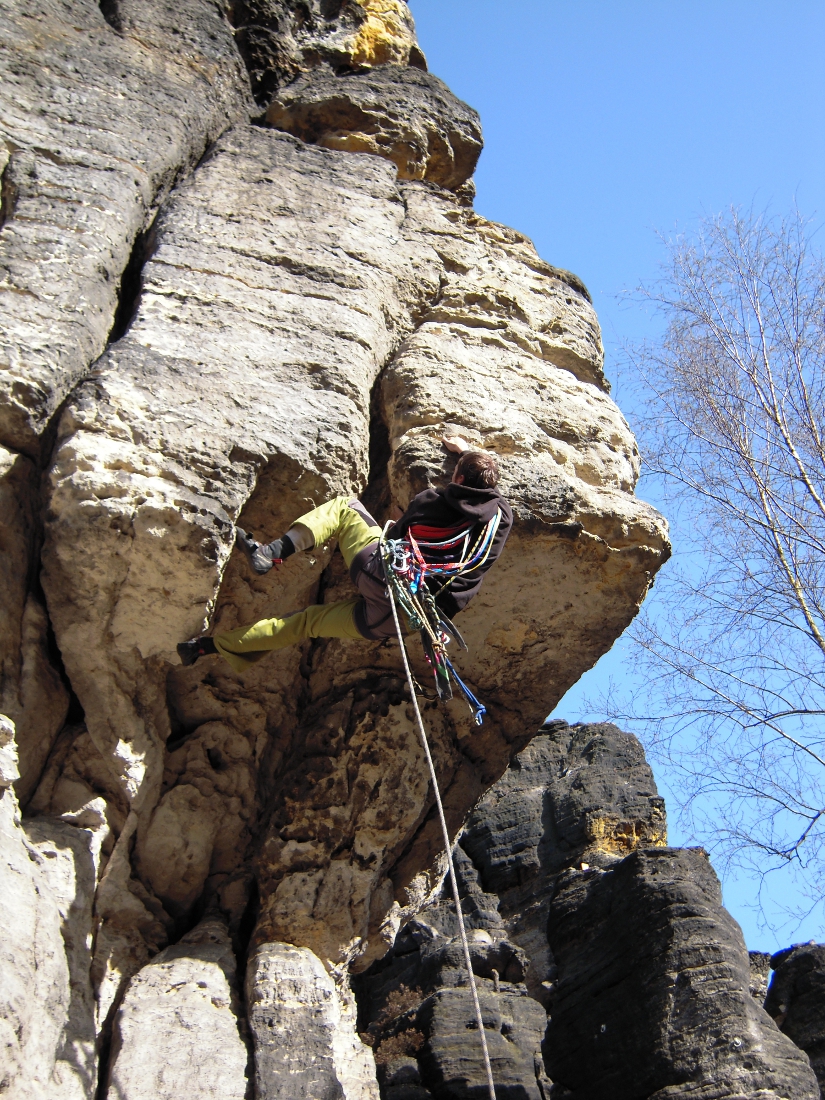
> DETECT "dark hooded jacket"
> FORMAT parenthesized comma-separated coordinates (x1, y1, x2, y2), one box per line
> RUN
(348, 484, 513, 639)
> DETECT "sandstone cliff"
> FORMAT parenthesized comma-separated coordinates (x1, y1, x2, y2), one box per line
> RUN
(355, 722, 820, 1100)
(0, 2, 714, 1097)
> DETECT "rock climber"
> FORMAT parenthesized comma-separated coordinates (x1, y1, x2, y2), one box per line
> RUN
(177, 435, 513, 670)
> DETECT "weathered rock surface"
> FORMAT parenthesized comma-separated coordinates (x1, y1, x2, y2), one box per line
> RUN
(355, 722, 822, 1100)
(355, 721, 665, 1096)
(40, 111, 667, 993)
(546, 848, 819, 1100)
(355, 910, 549, 1099)
(0, 716, 98, 1100)
(247, 941, 378, 1099)
(231, 0, 425, 107)
(0, 0, 251, 456)
(1, 2, 681, 1096)
(765, 943, 825, 1096)
(0, 0, 251, 790)
(266, 66, 482, 189)
(462, 719, 666, 1002)
(105, 918, 249, 1100)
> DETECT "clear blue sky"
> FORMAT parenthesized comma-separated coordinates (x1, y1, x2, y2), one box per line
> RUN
(409, 0, 825, 951)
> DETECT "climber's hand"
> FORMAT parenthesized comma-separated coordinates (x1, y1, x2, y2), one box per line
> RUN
(442, 435, 470, 454)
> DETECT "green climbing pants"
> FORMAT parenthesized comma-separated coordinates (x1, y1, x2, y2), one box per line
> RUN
(214, 497, 382, 673)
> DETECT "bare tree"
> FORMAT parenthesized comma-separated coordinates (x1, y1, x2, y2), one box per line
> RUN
(612, 207, 825, 925)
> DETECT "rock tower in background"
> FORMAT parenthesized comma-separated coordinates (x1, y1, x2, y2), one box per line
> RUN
(3, 3, 813, 1099)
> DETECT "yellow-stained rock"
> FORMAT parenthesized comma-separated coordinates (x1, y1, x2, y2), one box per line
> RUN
(584, 810, 668, 856)
(344, 0, 420, 68)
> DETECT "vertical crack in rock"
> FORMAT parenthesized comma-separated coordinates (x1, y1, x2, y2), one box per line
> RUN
(98, 0, 122, 32)
(106, 213, 159, 346)
(0, 0, 252, 454)
(359, 369, 394, 522)
(93, 993, 118, 1100)
(0, 424, 71, 806)
(360, 270, 445, 522)
(0, 141, 18, 230)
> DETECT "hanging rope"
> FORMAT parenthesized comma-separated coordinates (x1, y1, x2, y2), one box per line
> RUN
(386, 581, 497, 1100)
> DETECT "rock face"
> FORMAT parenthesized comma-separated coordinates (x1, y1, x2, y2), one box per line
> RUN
(247, 942, 378, 1099)
(355, 884, 551, 1098)
(546, 849, 818, 1100)
(104, 918, 249, 1100)
(0, 0, 251, 455)
(231, 0, 425, 107)
(354, 720, 664, 1097)
(0, 717, 99, 1100)
(766, 944, 825, 1096)
(353, 721, 820, 1099)
(266, 66, 483, 189)
(0, 1, 680, 1096)
(462, 719, 666, 1002)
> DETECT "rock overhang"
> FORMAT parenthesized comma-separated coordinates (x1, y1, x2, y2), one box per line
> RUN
(36, 120, 669, 977)
(0, 3, 675, 1096)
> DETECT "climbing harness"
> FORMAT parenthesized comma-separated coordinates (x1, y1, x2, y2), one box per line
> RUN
(380, 512, 500, 724)
(386, 581, 498, 1100)
(381, 515, 500, 1099)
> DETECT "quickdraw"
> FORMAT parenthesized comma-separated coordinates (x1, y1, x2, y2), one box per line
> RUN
(380, 510, 501, 725)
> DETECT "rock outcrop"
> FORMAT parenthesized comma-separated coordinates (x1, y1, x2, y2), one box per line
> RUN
(461, 718, 667, 1004)
(766, 944, 825, 1096)
(266, 66, 483, 190)
(230, 0, 425, 107)
(547, 849, 818, 1100)
(353, 721, 820, 1099)
(247, 941, 378, 1099)
(0, 2, 679, 1096)
(104, 918, 249, 1100)
(355, 879, 551, 1098)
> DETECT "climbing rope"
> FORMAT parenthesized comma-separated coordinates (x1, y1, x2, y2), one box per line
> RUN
(386, 580, 498, 1100)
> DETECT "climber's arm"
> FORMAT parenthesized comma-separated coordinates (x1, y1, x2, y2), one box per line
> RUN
(388, 435, 472, 525)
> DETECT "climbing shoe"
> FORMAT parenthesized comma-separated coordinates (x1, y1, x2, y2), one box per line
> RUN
(235, 528, 294, 574)
(177, 636, 217, 666)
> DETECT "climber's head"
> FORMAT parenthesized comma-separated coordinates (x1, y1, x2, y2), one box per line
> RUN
(452, 450, 499, 489)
